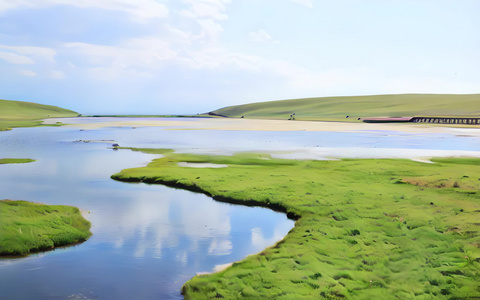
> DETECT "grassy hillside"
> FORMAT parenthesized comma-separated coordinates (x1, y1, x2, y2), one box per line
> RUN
(210, 94, 480, 121)
(0, 99, 78, 130)
(112, 149, 480, 299)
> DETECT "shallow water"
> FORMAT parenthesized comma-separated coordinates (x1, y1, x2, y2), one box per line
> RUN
(1, 118, 480, 299)
(0, 125, 293, 300)
(49, 117, 480, 156)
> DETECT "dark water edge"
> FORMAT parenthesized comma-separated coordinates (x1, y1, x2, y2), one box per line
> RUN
(112, 175, 302, 221)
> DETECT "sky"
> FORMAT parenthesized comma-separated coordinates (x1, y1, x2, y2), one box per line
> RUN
(0, 0, 479, 114)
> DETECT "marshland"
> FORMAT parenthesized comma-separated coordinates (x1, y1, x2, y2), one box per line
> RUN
(2, 1, 480, 298)
(1, 96, 480, 299)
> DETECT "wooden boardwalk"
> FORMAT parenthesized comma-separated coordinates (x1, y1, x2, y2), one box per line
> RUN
(411, 117, 480, 125)
(362, 116, 480, 125)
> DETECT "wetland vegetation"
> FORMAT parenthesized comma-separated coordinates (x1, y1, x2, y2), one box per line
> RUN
(0, 155, 91, 256)
(112, 149, 480, 299)
(2, 97, 480, 298)
(0, 200, 92, 256)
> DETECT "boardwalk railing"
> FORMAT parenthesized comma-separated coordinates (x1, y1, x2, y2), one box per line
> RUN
(411, 117, 480, 125)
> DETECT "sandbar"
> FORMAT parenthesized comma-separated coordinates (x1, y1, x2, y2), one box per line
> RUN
(45, 117, 480, 162)
(44, 117, 480, 136)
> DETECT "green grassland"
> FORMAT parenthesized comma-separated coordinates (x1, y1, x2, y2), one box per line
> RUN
(0, 99, 78, 131)
(0, 200, 92, 256)
(0, 159, 91, 256)
(210, 94, 480, 121)
(112, 149, 480, 299)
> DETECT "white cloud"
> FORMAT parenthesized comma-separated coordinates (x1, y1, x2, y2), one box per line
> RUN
(19, 70, 37, 77)
(249, 29, 275, 43)
(49, 70, 65, 79)
(195, 19, 225, 42)
(180, 0, 231, 20)
(0, 51, 35, 64)
(6, 0, 472, 99)
(59, 39, 172, 80)
(0, 45, 62, 78)
(291, 0, 314, 8)
(13, 34, 466, 101)
(180, 46, 261, 71)
(0, 0, 168, 22)
(59, 35, 316, 87)
(0, 45, 56, 62)
(179, 0, 231, 44)
(5, 1, 235, 82)
(63, 38, 177, 78)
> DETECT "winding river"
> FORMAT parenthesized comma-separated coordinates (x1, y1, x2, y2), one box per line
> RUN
(1, 117, 480, 299)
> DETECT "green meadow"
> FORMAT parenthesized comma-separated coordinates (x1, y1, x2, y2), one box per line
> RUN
(0, 99, 78, 131)
(112, 149, 480, 299)
(0, 200, 92, 256)
(0, 159, 91, 256)
(210, 94, 480, 121)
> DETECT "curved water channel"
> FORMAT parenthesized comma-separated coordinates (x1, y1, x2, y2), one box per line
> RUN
(2, 118, 480, 299)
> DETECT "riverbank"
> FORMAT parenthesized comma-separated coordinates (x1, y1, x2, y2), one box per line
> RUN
(0, 158, 92, 256)
(45, 117, 480, 136)
(112, 149, 480, 299)
(0, 200, 92, 256)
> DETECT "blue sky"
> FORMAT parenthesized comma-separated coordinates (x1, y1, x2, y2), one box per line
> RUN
(0, 0, 478, 114)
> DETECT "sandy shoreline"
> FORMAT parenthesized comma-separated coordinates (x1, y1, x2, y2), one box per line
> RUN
(44, 117, 480, 162)
(45, 117, 480, 136)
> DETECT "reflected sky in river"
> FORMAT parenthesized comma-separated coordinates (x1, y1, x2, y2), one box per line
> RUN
(0, 125, 293, 300)
(1, 118, 480, 299)
(53, 117, 480, 156)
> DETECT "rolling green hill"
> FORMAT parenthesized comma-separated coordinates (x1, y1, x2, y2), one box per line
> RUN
(210, 94, 480, 121)
(0, 99, 78, 130)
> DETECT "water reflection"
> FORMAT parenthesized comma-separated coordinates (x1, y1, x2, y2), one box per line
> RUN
(251, 226, 291, 250)
(48, 117, 480, 152)
(93, 188, 236, 260)
(2, 118, 480, 299)
(0, 126, 293, 300)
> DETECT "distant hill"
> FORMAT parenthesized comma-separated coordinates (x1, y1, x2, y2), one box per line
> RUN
(0, 99, 78, 130)
(210, 94, 480, 121)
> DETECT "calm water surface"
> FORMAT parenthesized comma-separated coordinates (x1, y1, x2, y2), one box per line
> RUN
(1, 118, 480, 299)
(0, 123, 294, 300)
